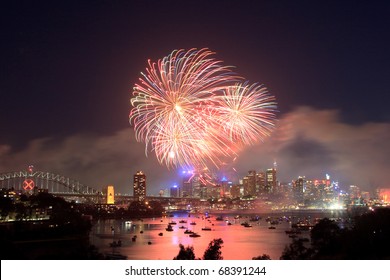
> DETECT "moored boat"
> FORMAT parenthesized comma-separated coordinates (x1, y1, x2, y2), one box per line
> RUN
(166, 224, 174, 231)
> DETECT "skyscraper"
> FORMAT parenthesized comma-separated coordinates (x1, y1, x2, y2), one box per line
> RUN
(293, 176, 306, 204)
(266, 168, 277, 193)
(256, 171, 266, 194)
(243, 170, 257, 196)
(133, 171, 146, 202)
(181, 171, 193, 197)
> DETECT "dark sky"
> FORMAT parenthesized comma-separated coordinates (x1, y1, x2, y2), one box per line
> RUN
(1, 0, 390, 194)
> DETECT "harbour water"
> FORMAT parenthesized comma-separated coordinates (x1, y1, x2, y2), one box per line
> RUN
(90, 210, 346, 260)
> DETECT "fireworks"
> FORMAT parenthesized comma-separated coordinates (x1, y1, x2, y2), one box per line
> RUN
(130, 48, 277, 170)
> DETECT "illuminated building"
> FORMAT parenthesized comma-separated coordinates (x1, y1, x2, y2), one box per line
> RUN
(170, 185, 179, 198)
(293, 176, 306, 204)
(256, 171, 266, 195)
(230, 184, 241, 198)
(104, 185, 115, 204)
(348, 185, 363, 205)
(191, 172, 209, 199)
(243, 170, 256, 196)
(219, 177, 231, 197)
(209, 184, 223, 198)
(181, 171, 193, 197)
(265, 168, 277, 193)
(133, 171, 146, 202)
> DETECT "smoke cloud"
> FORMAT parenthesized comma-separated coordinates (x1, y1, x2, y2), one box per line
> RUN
(1, 106, 389, 194)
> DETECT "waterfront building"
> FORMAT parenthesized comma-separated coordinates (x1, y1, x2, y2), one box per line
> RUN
(133, 171, 146, 202)
(104, 185, 115, 204)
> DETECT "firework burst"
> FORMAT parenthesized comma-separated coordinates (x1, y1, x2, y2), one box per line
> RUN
(214, 82, 277, 146)
(130, 48, 277, 170)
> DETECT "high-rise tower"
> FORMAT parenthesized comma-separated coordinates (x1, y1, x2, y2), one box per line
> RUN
(266, 168, 277, 193)
(133, 171, 146, 202)
(243, 170, 257, 196)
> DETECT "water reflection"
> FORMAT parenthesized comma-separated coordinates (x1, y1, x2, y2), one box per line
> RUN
(90, 211, 344, 260)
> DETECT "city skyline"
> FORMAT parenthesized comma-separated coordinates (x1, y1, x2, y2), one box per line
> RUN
(1, 1, 389, 194)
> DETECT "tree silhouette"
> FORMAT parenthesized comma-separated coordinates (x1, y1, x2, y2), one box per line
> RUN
(309, 218, 345, 259)
(203, 238, 224, 260)
(346, 208, 390, 259)
(252, 254, 271, 260)
(173, 244, 197, 260)
(280, 239, 313, 260)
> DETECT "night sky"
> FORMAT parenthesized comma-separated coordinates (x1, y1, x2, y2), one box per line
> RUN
(1, 0, 389, 194)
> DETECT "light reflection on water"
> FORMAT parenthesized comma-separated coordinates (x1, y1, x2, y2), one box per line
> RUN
(90, 211, 344, 260)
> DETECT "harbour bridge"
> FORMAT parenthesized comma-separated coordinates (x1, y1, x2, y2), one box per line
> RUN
(0, 167, 100, 203)
(0, 167, 201, 206)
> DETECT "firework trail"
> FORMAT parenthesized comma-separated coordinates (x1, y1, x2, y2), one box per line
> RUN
(130, 48, 277, 170)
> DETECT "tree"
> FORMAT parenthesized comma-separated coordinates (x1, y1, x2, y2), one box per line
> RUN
(310, 218, 343, 258)
(203, 238, 224, 260)
(346, 208, 390, 259)
(280, 239, 313, 260)
(252, 254, 271, 260)
(0, 195, 13, 220)
(173, 244, 196, 260)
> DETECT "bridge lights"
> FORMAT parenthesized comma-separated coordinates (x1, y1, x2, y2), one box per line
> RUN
(23, 179, 35, 190)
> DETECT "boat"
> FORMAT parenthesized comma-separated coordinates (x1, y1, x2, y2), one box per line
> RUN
(190, 221, 197, 225)
(166, 224, 174, 231)
(291, 222, 313, 231)
(215, 216, 224, 221)
(169, 221, 177, 225)
(179, 220, 187, 223)
(184, 229, 194, 234)
(241, 222, 252, 227)
(249, 216, 261, 222)
(109, 240, 122, 247)
(201, 226, 212, 231)
(268, 226, 276, 229)
(189, 232, 201, 238)
(158, 232, 163, 236)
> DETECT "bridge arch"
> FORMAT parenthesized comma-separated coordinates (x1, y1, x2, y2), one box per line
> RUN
(0, 170, 98, 196)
